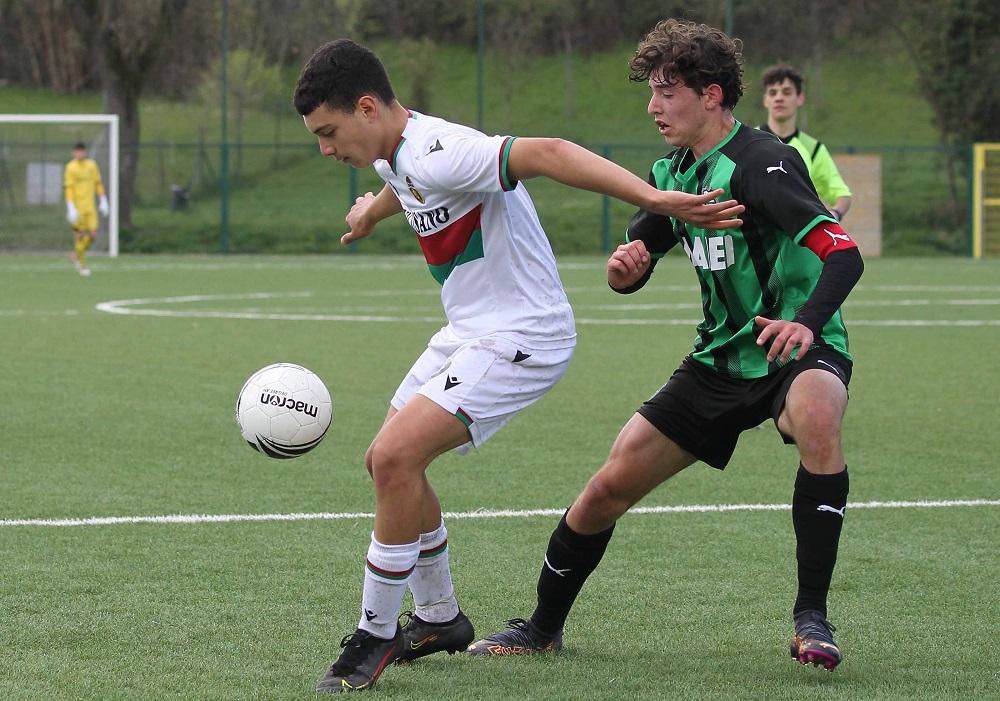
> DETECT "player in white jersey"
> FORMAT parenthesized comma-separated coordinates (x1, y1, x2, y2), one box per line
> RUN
(293, 38, 744, 694)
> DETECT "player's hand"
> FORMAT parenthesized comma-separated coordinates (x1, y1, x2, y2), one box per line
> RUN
(341, 191, 377, 245)
(607, 240, 651, 290)
(98, 195, 109, 217)
(652, 189, 744, 230)
(754, 316, 814, 363)
(66, 201, 78, 224)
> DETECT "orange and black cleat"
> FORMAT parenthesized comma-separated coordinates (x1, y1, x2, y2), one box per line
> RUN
(466, 618, 562, 657)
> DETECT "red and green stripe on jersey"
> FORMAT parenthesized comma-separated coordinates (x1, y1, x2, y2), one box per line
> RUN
(417, 205, 484, 285)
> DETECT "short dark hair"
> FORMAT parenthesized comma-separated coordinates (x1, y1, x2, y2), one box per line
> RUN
(73, 141, 86, 150)
(293, 39, 396, 116)
(762, 64, 804, 94)
(629, 19, 744, 110)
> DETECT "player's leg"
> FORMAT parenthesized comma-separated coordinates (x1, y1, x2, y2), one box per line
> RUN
(777, 363, 850, 670)
(74, 210, 97, 275)
(366, 406, 465, 639)
(317, 397, 469, 693)
(70, 229, 83, 272)
(468, 413, 695, 655)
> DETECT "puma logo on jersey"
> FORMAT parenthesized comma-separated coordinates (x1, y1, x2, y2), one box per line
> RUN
(817, 504, 846, 517)
(766, 161, 787, 174)
(683, 235, 735, 271)
(824, 228, 852, 245)
(428, 139, 444, 154)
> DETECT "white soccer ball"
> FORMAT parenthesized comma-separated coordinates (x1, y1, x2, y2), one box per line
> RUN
(236, 363, 333, 458)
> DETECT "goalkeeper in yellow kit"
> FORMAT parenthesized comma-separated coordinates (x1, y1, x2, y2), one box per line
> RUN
(64, 142, 109, 276)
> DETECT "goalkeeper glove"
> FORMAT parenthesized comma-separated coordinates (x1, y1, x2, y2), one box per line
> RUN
(98, 195, 110, 217)
(66, 201, 79, 224)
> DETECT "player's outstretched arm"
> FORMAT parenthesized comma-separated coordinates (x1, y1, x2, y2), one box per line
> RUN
(341, 184, 403, 245)
(506, 138, 744, 230)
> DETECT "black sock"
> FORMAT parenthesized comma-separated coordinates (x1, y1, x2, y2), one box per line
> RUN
(529, 512, 615, 636)
(792, 464, 849, 617)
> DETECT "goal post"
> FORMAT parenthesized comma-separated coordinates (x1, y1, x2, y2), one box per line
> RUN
(972, 142, 1000, 259)
(0, 114, 119, 256)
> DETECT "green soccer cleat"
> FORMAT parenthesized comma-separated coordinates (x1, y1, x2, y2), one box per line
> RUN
(396, 610, 476, 663)
(466, 618, 562, 657)
(316, 627, 403, 694)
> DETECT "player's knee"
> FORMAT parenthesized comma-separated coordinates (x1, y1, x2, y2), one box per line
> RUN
(578, 473, 627, 517)
(787, 400, 843, 456)
(363, 443, 376, 478)
(368, 439, 420, 490)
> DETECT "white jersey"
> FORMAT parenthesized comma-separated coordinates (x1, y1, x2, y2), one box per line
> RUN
(373, 111, 575, 350)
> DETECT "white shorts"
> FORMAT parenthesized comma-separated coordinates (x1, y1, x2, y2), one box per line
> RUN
(391, 329, 575, 454)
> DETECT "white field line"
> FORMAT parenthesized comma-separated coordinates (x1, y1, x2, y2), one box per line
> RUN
(2, 499, 997, 529)
(92, 292, 1000, 327)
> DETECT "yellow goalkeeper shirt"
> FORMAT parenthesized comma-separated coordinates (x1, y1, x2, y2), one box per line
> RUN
(64, 158, 105, 208)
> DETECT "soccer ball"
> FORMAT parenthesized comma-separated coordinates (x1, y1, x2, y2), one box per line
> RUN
(236, 363, 333, 458)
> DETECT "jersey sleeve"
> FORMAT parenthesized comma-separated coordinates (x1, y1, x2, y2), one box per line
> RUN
(810, 143, 851, 204)
(737, 140, 836, 243)
(63, 162, 74, 202)
(92, 161, 106, 197)
(623, 168, 678, 257)
(417, 133, 518, 193)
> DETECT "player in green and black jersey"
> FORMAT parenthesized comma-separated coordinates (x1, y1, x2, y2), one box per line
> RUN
(470, 19, 864, 673)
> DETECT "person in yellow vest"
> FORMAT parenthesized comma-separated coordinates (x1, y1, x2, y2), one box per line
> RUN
(759, 65, 852, 223)
(64, 141, 109, 276)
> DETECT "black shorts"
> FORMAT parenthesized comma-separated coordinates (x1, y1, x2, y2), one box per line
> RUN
(636, 347, 852, 470)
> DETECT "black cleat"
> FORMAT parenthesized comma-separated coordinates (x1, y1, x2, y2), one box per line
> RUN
(316, 627, 403, 693)
(790, 610, 843, 671)
(466, 618, 562, 656)
(396, 610, 476, 663)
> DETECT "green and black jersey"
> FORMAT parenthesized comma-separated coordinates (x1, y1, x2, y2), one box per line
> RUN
(625, 121, 850, 379)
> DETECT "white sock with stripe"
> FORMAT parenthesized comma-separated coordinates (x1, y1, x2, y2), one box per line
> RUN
(359, 535, 419, 638)
(407, 520, 460, 623)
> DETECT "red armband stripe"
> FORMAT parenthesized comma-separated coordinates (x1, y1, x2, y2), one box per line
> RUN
(800, 222, 858, 261)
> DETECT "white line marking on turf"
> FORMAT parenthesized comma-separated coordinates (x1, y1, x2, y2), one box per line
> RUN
(2, 499, 997, 528)
(94, 292, 1000, 327)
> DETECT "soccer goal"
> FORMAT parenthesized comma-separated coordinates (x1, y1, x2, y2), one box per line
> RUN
(0, 114, 119, 256)
(972, 142, 1000, 258)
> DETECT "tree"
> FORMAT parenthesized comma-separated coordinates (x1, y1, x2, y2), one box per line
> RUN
(894, 0, 1000, 214)
(895, 0, 1000, 146)
(69, 0, 190, 228)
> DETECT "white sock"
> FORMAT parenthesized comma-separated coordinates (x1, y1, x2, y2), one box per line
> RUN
(407, 520, 460, 623)
(359, 535, 419, 638)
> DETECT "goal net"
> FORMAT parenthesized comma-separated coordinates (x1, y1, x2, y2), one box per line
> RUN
(0, 114, 119, 256)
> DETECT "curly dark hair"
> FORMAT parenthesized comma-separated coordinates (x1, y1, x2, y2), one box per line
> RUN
(293, 39, 396, 116)
(629, 19, 744, 110)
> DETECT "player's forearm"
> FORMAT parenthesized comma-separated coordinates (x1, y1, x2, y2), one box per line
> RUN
(831, 196, 851, 220)
(793, 248, 864, 336)
(368, 184, 404, 223)
(508, 138, 656, 210)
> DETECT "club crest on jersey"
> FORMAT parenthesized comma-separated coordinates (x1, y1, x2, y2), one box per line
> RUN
(405, 176, 426, 204)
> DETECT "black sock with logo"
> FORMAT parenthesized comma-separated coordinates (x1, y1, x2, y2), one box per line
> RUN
(792, 464, 849, 617)
(529, 512, 615, 637)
